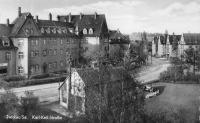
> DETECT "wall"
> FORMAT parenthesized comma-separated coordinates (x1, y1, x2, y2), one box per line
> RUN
(12, 38, 28, 77)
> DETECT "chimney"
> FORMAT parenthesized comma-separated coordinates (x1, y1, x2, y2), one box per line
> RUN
(6, 19, 9, 26)
(94, 12, 97, 19)
(165, 30, 168, 35)
(117, 28, 120, 33)
(57, 15, 60, 21)
(69, 13, 71, 23)
(80, 13, 82, 20)
(35, 15, 38, 23)
(49, 13, 52, 21)
(18, 7, 21, 17)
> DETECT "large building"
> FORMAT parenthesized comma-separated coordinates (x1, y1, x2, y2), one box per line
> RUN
(57, 12, 109, 58)
(0, 7, 80, 77)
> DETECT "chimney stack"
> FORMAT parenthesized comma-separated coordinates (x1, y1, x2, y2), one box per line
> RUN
(35, 15, 38, 23)
(80, 13, 82, 20)
(57, 15, 60, 21)
(165, 30, 168, 35)
(6, 19, 9, 26)
(69, 13, 71, 22)
(18, 7, 21, 17)
(94, 12, 97, 19)
(49, 13, 52, 21)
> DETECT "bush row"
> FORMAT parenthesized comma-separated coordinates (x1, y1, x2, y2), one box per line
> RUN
(3, 75, 26, 82)
(159, 71, 200, 84)
(8, 77, 66, 88)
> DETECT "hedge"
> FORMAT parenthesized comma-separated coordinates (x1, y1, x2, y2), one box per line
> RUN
(3, 75, 26, 82)
(8, 77, 66, 88)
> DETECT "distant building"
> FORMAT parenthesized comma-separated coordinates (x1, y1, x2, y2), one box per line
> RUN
(178, 33, 200, 57)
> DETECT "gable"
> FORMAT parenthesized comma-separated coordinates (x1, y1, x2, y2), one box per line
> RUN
(21, 17, 41, 36)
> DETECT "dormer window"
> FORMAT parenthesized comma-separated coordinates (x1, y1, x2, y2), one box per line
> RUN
(69, 28, 74, 33)
(52, 28, 56, 34)
(46, 27, 50, 34)
(83, 28, 87, 34)
(62, 29, 66, 34)
(89, 28, 93, 34)
(41, 27, 44, 33)
(3, 40, 10, 46)
(57, 29, 62, 34)
(118, 37, 121, 42)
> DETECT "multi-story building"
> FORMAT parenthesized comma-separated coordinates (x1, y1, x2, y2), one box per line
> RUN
(178, 33, 200, 56)
(0, 23, 17, 75)
(0, 7, 79, 77)
(57, 12, 109, 58)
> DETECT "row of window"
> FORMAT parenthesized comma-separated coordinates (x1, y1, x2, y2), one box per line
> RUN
(41, 27, 70, 34)
(83, 28, 93, 35)
(18, 61, 64, 74)
(25, 28, 34, 34)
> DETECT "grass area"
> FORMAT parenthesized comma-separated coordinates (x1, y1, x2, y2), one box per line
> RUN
(145, 82, 200, 123)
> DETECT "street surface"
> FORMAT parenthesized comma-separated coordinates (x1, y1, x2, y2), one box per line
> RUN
(8, 56, 171, 104)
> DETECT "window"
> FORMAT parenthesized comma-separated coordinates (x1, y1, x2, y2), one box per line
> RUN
(49, 39, 52, 45)
(85, 38, 88, 44)
(54, 39, 57, 45)
(74, 48, 77, 54)
(66, 39, 70, 44)
(30, 29, 34, 34)
(60, 61, 63, 67)
(52, 28, 56, 34)
(54, 49, 57, 55)
(35, 39, 39, 45)
(89, 28, 93, 34)
(31, 40, 34, 46)
(3, 40, 10, 46)
(35, 51, 39, 57)
(43, 50, 47, 56)
(18, 67, 23, 74)
(41, 27, 44, 33)
(83, 28, 87, 34)
(49, 50, 52, 56)
(25, 28, 29, 34)
(80, 47, 84, 52)
(31, 51, 34, 57)
(71, 39, 74, 44)
(105, 39, 107, 43)
(66, 48, 70, 55)
(54, 62, 57, 68)
(49, 63, 52, 69)
(60, 39, 63, 44)
(19, 52, 24, 58)
(46, 28, 50, 34)
(5, 52, 11, 60)
(30, 65, 35, 72)
(18, 40, 24, 46)
(81, 38, 84, 44)
(35, 65, 39, 71)
(60, 49, 63, 55)
(43, 39, 47, 45)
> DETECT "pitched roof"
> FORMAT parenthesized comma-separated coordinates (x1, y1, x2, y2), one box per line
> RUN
(10, 12, 31, 37)
(168, 35, 181, 45)
(109, 30, 129, 44)
(183, 33, 200, 45)
(58, 14, 107, 37)
(76, 67, 125, 86)
(0, 24, 12, 37)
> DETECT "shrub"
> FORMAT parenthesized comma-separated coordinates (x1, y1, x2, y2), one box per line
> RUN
(3, 75, 26, 82)
(20, 91, 40, 117)
(29, 73, 50, 80)
(8, 77, 66, 87)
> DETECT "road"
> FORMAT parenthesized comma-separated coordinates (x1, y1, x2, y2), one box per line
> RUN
(5, 56, 171, 104)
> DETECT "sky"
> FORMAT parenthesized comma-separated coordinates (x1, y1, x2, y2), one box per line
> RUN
(0, 0, 200, 34)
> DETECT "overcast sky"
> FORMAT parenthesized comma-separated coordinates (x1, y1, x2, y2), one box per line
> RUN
(0, 0, 200, 34)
